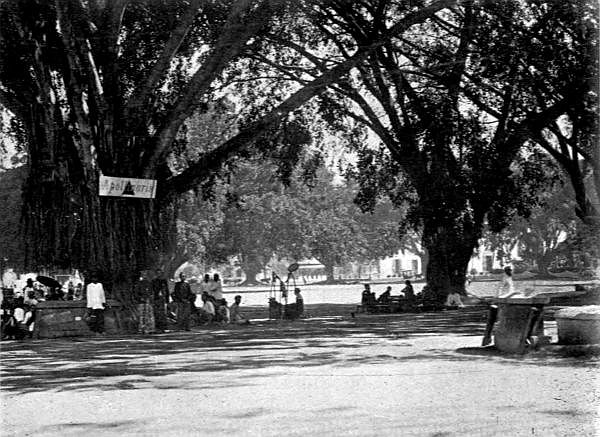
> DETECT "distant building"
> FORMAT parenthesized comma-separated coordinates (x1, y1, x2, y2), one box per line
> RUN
(378, 249, 423, 278)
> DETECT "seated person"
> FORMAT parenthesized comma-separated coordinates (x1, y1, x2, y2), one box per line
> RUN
(24, 290, 39, 307)
(230, 295, 250, 324)
(46, 286, 64, 301)
(284, 288, 304, 319)
(361, 284, 371, 305)
(3, 297, 32, 339)
(401, 280, 415, 301)
(197, 292, 215, 324)
(218, 299, 230, 324)
(377, 286, 392, 304)
(445, 290, 465, 309)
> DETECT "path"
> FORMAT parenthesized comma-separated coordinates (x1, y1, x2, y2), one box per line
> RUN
(1, 309, 599, 436)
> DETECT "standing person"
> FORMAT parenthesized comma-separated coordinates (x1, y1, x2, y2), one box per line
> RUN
(172, 273, 194, 331)
(197, 274, 211, 307)
(151, 269, 170, 333)
(211, 273, 222, 299)
(497, 266, 516, 298)
(86, 275, 106, 334)
(294, 288, 304, 315)
(230, 295, 250, 324)
(133, 271, 155, 334)
(209, 273, 223, 302)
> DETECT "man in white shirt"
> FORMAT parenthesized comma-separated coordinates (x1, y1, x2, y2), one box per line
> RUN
(497, 266, 517, 298)
(196, 274, 211, 307)
(197, 292, 215, 324)
(2, 268, 17, 290)
(86, 276, 106, 334)
(209, 273, 223, 301)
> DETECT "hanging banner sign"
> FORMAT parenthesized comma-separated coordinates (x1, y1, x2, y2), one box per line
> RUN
(99, 175, 157, 199)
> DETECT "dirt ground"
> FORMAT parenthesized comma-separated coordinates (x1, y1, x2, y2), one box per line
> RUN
(1, 307, 599, 436)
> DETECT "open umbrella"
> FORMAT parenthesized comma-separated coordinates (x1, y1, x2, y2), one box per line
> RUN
(36, 275, 62, 289)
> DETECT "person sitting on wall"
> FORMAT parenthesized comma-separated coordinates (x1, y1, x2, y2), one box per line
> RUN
(401, 280, 415, 301)
(361, 284, 371, 306)
(377, 286, 392, 304)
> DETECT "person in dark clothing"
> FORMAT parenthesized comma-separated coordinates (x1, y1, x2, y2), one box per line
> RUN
(377, 286, 392, 304)
(133, 271, 155, 334)
(361, 284, 371, 305)
(401, 280, 415, 301)
(172, 273, 194, 331)
(151, 269, 169, 333)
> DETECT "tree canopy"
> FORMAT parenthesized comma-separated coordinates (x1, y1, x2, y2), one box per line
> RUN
(1, 0, 596, 298)
(0, 0, 453, 290)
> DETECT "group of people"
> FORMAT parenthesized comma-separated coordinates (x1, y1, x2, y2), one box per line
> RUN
(121, 270, 252, 335)
(361, 280, 416, 308)
(0, 268, 253, 339)
(360, 279, 466, 312)
(168, 272, 250, 332)
(1, 276, 86, 339)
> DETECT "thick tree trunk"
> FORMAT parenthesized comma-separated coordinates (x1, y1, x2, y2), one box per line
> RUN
(324, 263, 335, 283)
(421, 221, 479, 304)
(239, 260, 262, 286)
(22, 156, 178, 299)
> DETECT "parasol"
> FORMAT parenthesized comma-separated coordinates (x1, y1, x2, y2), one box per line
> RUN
(36, 275, 62, 289)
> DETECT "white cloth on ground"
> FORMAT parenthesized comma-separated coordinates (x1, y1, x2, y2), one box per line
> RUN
(445, 292, 465, 308)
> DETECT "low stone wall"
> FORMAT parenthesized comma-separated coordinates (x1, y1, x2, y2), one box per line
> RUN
(33, 300, 127, 338)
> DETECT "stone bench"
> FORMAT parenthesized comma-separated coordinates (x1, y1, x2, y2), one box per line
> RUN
(33, 299, 126, 338)
(554, 305, 600, 345)
(483, 296, 551, 354)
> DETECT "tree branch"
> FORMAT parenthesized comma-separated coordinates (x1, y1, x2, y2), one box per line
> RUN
(124, 0, 204, 125)
(162, 0, 457, 193)
(143, 0, 273, 176)
(0, 89, 26, 120)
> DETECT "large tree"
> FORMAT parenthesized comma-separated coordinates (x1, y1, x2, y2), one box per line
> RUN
(259, 0, 594, 301)
(0, 0, 454, 295)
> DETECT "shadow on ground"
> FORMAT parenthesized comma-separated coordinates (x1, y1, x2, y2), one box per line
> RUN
(1, 307, 597, 395)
